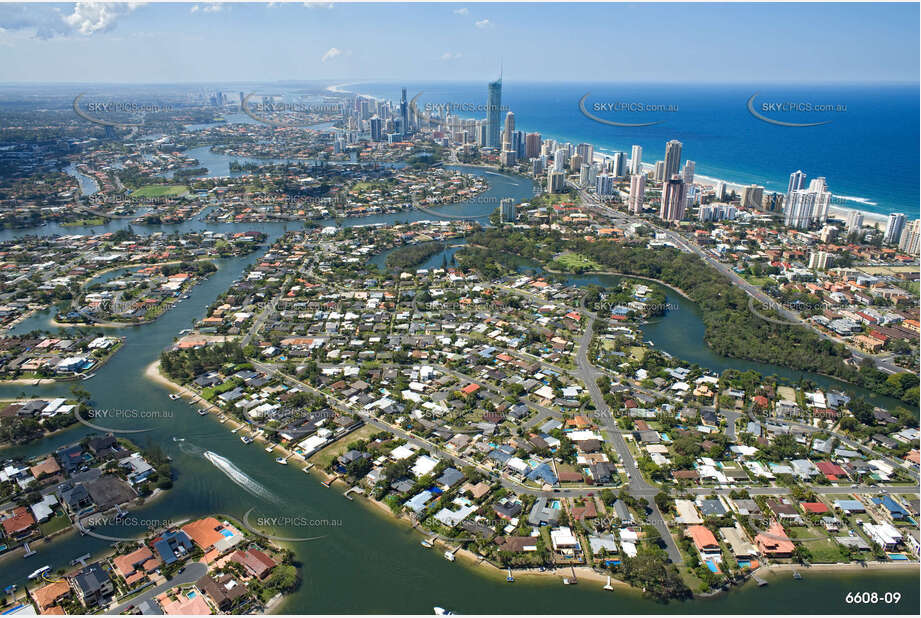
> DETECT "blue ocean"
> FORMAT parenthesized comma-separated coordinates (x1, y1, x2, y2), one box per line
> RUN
(348, 82, 918, 219)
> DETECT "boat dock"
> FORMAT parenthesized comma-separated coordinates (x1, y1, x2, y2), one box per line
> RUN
(344, 486, 364, 501)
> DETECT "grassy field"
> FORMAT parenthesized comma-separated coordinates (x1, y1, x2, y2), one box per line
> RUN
(740, 273, 773, 288)
(39, 513, 71, 536)
(61, 217, 106, 227)
(554, 252, 602, 272)
(350, 180, 390, 192)
(628, 346, 646, 362)
(309, 424, 378, 468)
(131, 185, 189, 197)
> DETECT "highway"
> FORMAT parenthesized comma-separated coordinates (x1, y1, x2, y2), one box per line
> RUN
(573, 183, 909, 375)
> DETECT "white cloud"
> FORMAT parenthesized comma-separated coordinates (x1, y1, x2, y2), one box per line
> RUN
(321, 47, 343, 63)
(475, 19, 492, 29)
(62, 2, 143, 36)
(191, 3, 224, 14)
(440, 52, 462, 61)
(304, 2, 335, 8)
(453, 8, 469, 15)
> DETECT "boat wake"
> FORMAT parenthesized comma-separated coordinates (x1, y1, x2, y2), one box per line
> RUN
(173, 438, 205, 457)
(833, 194, 878, 207)
(203, 450, 280, 504)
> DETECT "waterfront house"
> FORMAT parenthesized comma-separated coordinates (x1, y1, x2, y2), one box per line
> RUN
(687, 525, 721, 559)
(152, 530, 194, 564)
(113, 546, 162, 587)
(230, 548, 277, 580)
(31, 581, 71, 613)
(70, 563, 114, 607)
(196, 574, 247, 611)
(755, 521, 794, 558)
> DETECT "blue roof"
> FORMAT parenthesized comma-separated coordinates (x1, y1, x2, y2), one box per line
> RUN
(525, 462, 558, 485)
(872, 496, 907, 517)
(835, 499, 865, 511)
(153, 530, 193, 564)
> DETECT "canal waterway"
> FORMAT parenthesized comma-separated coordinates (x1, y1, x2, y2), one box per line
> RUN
(1, 165, 916, 614)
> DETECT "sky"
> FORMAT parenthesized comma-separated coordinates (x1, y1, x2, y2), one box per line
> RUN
(0, 2, 918, 84)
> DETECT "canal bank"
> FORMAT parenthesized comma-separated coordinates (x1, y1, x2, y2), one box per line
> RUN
(0, 166, 917, 614)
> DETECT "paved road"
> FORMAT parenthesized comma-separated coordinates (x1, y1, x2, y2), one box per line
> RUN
(573, 307, 683, 564)
(106, 561, 207, 615)
(573, 185, 909, 376)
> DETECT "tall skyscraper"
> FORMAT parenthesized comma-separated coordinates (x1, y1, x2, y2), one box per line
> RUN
(576, 143, 594, 166)
(547, 170, 566, 193)
(663, 139, 683, 179)
(525, 133, 542, 159)
(400, 88, 408, 137)
(654, 160, 666, 182)
(502, 111, 515, 149)
(659, 175, 687, 221)
(808, 250, 831, 270)
(595, 174, 615, 196)
(630, 145, 643, 175)
(784, 189, 816, 229)
(612, 152, 626, 178)
(898, 219, 920, 255)
(787, 170, 807, 196)
(579, 163, 595, 187)
(846, 210, 864, 235)
(682, 160, 695, 185)
(884, 213, 906, 245)
(486, 78, 502, 148)
(569, 154, 583, 173)
(762, 192, 784, 213)
(714, 181, 727, 201)
(553, 148, 568, 172)
(628, 173, 646, 214)
(369, 116, 382, 142)
(500, 198, 517, 223)
(740, 184, 764, 210)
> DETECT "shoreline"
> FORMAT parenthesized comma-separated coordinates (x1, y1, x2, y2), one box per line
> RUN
(146, 360, 629, 592)
(328, 82, 898, 226)
(144, 361, 919, 604)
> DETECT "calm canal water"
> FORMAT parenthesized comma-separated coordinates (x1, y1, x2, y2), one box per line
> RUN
(1, 166, 916, 614)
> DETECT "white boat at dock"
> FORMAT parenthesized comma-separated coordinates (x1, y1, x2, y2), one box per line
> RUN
(27, 566, 50, 580)
(421, 539, 433, 548)
(240, 436, 254, 444)
(169, 393, 181, 400)
(275, 457, 288, 465)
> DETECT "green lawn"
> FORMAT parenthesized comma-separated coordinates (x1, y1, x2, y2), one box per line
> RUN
(803, 537, 844, 563)
(131, 184, 189, 197)
(309, 424, 378, 468)
(39, 513, 72, 536)
(61, 217, 106, 227)
(554, 252, 602, 272)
